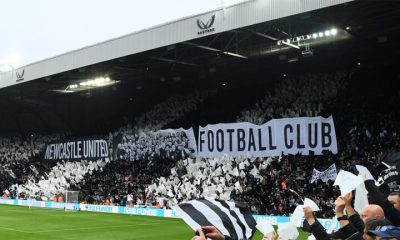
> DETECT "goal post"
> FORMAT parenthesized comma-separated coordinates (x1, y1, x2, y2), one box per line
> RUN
(65, 190, 80, 211)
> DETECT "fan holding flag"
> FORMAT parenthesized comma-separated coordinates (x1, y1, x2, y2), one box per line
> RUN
(192, 226, 228, 240)
(173, 197, 257, 240)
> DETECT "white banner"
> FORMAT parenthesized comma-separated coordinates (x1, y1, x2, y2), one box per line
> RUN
(198, 116, 337, 158)
(310, 163, 337, 183)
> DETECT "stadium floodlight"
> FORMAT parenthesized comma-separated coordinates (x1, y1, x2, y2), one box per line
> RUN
(324, 30, 331, 36)
(273, 27, 340, 50)
(61, 77, 118, 93)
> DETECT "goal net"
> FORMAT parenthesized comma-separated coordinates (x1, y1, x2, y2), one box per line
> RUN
(65, 190, 80, 211)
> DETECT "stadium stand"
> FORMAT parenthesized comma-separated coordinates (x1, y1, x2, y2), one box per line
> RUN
(1, 65, 398, 221)
(6, 90, 214, 201)
(1, 1, 400, 238)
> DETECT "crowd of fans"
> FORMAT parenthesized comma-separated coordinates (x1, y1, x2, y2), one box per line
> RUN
(146, 71, 349, 216)
(10, 159, 109, 200)
(237, 72, 346, 124)
(0, 68, 399, 232)
(3, 91, 213, 201)
(114, 90, 215, 134)
(0, 134, 65, 196)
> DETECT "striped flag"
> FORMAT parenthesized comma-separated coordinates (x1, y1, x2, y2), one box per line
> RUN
(172, 197, 256, 240)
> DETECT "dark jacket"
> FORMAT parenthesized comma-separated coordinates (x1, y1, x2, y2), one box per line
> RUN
(309, 219, 330, 240)
(309, 214, 363, 240)
(331, 223, 363, 240)
(364, 180, 400, 226)
(348, 214, 364, 234)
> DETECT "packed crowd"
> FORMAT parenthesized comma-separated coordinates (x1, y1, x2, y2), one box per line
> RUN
(146, 70, 399, 219)
(10, 159, 109, 200)
(0, 68, 399, 228)
(114, 90, 215, 134)
(146, 71, 349, 216)
(237, 72, 346, 124)
(4, 90, 213, 200)
(0, 134, 65, 196)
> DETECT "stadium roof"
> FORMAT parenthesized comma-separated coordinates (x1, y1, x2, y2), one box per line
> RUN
(1, 0, 400, 135)
(0, 0, 351, 89)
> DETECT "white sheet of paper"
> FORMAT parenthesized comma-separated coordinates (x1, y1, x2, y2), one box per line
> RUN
(334, 170, 363, 196)
(355, 165, 374, 180)
(278, 222, 299, 240)
(354, 182, 369, 214)
(304, 198, 320, 211)
(290, 205, 304, 226)
(256, 221, 274, 235)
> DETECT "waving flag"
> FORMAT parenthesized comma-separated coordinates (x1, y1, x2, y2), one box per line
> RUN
(172, 197, 256, 240)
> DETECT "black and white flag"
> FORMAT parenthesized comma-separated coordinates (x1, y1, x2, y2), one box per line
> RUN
(172, 197, 256, 240)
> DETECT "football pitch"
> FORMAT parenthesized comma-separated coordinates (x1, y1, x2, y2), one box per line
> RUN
(0, 204, 309, 240)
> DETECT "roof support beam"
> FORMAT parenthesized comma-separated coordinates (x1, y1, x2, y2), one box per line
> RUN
(245, 28, 300, 49)
(182, 42, 248, 59)
(146, 56, 199, 67)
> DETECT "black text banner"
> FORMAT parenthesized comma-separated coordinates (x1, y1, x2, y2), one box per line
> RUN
(198, 116, 337, 158)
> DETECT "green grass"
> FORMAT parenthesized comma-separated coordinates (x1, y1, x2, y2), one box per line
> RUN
(0, 204, 309, 239)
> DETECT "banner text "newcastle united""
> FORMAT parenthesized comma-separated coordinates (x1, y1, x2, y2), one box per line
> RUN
(44, 139, 109, 161)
